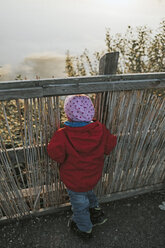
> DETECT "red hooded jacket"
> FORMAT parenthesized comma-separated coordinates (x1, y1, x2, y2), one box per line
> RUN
(47, 121, 117, 192)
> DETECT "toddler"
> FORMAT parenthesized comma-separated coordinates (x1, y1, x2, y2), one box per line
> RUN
(47, 94, 117, 239)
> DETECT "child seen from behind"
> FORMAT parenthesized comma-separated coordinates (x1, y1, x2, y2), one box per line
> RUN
(47, 94, 117, 239)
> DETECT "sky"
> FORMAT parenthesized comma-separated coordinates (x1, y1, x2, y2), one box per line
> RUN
(0, 0, 164, 79)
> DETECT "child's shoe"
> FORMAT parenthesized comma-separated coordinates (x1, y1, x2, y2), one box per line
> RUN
(68, 218, 92, 239)
(89, 207, 107, 226)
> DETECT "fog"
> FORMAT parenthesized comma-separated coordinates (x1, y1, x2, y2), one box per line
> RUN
(0, 54, 66, 80)
(0, 0, 164, 80)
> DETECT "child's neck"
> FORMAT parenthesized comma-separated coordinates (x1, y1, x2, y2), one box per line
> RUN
(64, 120, 91, 127)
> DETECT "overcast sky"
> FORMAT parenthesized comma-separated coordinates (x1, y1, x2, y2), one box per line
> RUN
(0, 0, 164, 78)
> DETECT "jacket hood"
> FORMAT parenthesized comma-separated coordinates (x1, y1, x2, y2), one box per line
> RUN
(63, 121, 103, 153)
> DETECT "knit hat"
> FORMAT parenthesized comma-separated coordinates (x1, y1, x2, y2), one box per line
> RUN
(64, 95, 95, 122)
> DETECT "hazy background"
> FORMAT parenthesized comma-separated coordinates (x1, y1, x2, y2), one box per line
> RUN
(0, 0, 164, 80)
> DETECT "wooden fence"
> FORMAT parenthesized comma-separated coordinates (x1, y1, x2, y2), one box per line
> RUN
(0, 53, 165, 222)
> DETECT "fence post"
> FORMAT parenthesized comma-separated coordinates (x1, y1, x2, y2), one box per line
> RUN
(94, 52, 119, 196)
(95, 52, 119, 123)
(99, 52, 119, 75)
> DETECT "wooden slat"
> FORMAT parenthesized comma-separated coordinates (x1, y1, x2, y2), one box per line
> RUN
(0, 72, 165, 89)
(0, 73, 165, 100)
(43, 79, 165, 96)
(0, 87, 43, 100)
(0, 182, 67, 202)
(99, 183, 165, 203)
(0, 183, 164, 223)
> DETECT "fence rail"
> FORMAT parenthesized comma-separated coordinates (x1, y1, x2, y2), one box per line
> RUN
(0, 53, 165, 222)
(0, 72, 165, 100)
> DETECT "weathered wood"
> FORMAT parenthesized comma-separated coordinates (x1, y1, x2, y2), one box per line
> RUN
(95, 52, 119, 195)
(0, 54, 165, 222)
(0, 183, 164, 223)
(0, 182, 67, 202)
(0, 72, 164, 89)
(99, 183, 165, 203)
(43, 78, 165, 96)
(0, 87, 43, 100)
(1, 89, 165, 217)
(93, 85, 165, 196)
(99, 52, 119, 75)
(0, 73, 165, 100)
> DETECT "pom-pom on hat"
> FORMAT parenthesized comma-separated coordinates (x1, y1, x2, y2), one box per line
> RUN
(64, 95, 95, 122)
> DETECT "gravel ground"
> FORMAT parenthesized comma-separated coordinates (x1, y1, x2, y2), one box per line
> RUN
(0, 189, 165, 248)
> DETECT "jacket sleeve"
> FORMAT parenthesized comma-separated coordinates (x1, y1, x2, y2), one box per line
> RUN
(103, 125, 117, 155)
(47, 129, 66, 163)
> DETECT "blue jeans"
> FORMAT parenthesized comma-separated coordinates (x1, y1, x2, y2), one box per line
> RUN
(67, 189, 99, 232)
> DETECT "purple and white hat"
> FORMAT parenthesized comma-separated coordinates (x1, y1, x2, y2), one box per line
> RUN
(64, 95, 95, 122)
